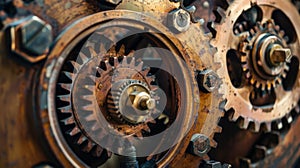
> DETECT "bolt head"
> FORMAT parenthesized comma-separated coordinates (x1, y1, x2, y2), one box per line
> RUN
(167, 9, 190, 33)
(189, 134, 210, 157)
(8, 15, 53, 63)
(21, 17, 52, 56)
(197, 69, 219, 93)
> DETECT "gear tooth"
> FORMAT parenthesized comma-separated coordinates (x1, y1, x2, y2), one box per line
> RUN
(266, 83, 271, 91)
(255, 82, 260, 89)
(241, 118, 250, 129)
(136, 61, 144, 72)
(57, 94, 71, 102)
(214, 125, 222, 133)
(119, 45, 126, 56)
(77, 135, 88, 145)
(107, 45, 117, 56)
(69, 61, 81, 72)
(279, 30, 285, 38)
(210, 138, 218, 148)
(276, 120, 283, 130)
(231, 111, 240, 121)
(241, 55, 248, 64)
(83, 141, 96, 153)
(82, 95, 95, 102)
(122, 56, 128, 67)
(82, 104, 94, 111)
(91, 123, 100, 131)
(142, 125, 151, 133)
(88, 75, 97, 83)
(61, 116, 75, 125)
(127, 50, 135, 57)
(79, 52, 89, 63)
(215, 7, 226, 23)
(58, 83, 72, 92)
(249, 29, 255, 37)
(261, 84, 266, 91)
(254, 121, 261, 132)
(113, 57, 119, 67)
(250, 78, 255, 85)
(105, 60, 112, 71)
(286, 114, 293, 124)
(129, 57, 136, 68)
(84, 85, 95, 92)
(88, 46, 98, 57)
(210, 38, 217, 47)
(58, 105, 72, 114)
(67, 127, 80, 136)
(276, 78, 282, 85)
(92, 145, 104, 158)
(63, 71, 75, 81)
(85, 114, 96, 122)
(264, 122, 272, 132)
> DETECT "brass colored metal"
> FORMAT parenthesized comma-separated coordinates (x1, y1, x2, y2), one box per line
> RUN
(270, 45, 292, 65)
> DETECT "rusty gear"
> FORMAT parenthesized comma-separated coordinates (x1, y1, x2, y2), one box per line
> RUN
(211, 0, 300, 132)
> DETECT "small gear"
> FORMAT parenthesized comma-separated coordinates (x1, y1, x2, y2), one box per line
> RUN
(238, 20, 290, 94)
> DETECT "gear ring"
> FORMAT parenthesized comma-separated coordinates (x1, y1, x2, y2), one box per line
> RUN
(211, 0, 300, 132)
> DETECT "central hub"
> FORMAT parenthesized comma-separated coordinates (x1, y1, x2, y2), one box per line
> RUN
(252, 33, 292, 80)
(108, 80, 156, 124)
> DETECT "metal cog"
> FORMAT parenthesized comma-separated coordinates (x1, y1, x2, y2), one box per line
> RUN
(239, 20, 290, 93)
(210, 0, 300, 132)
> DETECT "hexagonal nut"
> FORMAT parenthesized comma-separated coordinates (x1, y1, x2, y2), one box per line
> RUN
(188, 134, 211, 157)
(8, 15, 53, 63)
(167, 8, 190, 33)
(197, 69, 220, 93)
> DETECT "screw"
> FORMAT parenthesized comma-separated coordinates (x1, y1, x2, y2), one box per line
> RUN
(187, 134, 210, 157)
(167, 8, 190, 33)
(8, 15, 52, 63)
(197, 69, 219, 93)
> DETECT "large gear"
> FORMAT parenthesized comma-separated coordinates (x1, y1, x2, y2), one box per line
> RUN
(1, 0, 228, 167)
(211, 0, 300, 132)
(35, 3, 227, 166)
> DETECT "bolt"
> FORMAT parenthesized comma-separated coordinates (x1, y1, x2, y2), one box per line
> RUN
(8, 15, 53, 63)
(197, 69, 219, 93)
(187, 134, 210, 157)
(167, 8, 190, 33)
(270, 44, 292, 65)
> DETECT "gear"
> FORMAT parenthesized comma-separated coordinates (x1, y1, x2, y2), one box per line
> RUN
(239, 20, 290, 93)
(211, 0, 300, 132)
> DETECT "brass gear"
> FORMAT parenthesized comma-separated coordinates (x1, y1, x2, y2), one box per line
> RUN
(211, 0, 300, 132)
